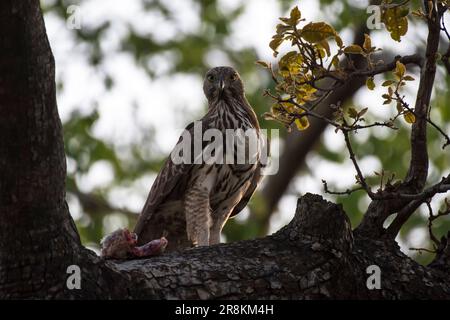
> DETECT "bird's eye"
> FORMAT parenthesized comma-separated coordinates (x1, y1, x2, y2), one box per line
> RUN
(230, 73, 238, 81)
(207, 74, 215, 81)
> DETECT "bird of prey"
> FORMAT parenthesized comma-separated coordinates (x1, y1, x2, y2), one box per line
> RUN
(134, 66, 267, 252)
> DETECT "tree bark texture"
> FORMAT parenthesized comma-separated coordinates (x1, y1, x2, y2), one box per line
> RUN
(0, 1, 449, 299)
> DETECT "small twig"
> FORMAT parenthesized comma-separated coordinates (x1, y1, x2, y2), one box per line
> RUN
(413, 202, 448, 255)
(342, 129, 375, 199)
(348, 54, 423, 79)
(307, 89, 334, 111)
(387, 176, 450, 236)
(427, 198, 450, 247)
(281, 98, 398, 132)
(441, 41, 450, 76)
(322, 179, 364, 195)
(441, 15, 450, 41)
(268, 63, 279, 85)
(426, 202, 440, 247)
(408, 247, 436, 254)
(395, 92, 450, 149)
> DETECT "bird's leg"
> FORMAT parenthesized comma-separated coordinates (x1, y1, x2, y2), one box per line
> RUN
(209, 210, 232, 245)
(209, 188, 249, 245)
(209, 221, 223, 245)
(184, 184, 212, 247)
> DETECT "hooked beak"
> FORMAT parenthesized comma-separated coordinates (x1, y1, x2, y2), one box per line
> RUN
(218, 80, 225, 99)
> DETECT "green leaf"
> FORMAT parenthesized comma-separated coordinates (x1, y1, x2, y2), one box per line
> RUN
(366, 77, 375, 90)
(300, 22, 336, 43)
(358, 107, 368, 117)
(382, 80, 394, 86)
(348, 107, 358, 119)
(382, 6, 409, 42)
(343, 45, 364, 55)
(403, 75, 415, 81)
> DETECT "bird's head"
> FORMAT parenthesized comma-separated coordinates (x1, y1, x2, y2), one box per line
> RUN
(203, 66, 244, 103)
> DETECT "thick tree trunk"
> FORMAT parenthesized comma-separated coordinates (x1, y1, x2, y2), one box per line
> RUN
(0, 0, 81, 298)
(0, 1, 449, 299)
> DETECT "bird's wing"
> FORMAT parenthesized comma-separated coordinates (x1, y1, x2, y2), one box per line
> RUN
(229, 131, 270, 217)
(134, 120, 207, 234)
(229, 162, 262, 217)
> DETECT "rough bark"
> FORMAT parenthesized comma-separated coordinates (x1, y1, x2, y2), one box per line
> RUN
(0, 1, 449, 300)
(0, 0, 81, 298)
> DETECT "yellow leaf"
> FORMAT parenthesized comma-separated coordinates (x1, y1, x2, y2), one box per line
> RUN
(318, 40, 331, 57)
(403, 75, 415, 81)
(366, 77, 375, 90)
(388, 86, 393, 96)
(270, 104, 293, 124)
(279, 6, 302, 26)
(271, 104, 283, 116)
(404, 111, 416, 124)
(280, 101, 296, 113)
(382, 80, 394, 86)
(316, 47, 326, 59)
(270, 36, 284, 57)
(276, 23, 291, 35)
(363, 33, 372, 52)
(263, 112, 276, 121)
(295, 116, 310, 131)
(344, 45, 364, 55)
(395, 60, 406, 78)
(290, 6, 301, 22)
(335, 35, 343, 48)
(300, 22, 336, 43)
(256, 60, 269, 68)
(331, 56, 339, 68)
(278, 51, 302, 76)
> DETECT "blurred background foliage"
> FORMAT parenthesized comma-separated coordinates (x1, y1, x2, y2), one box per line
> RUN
(40, 0, 449, 264)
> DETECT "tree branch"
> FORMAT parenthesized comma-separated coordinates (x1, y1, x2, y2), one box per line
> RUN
(387, 175, 450, 237)
(356, 1, 445, 237)
(349, 54, 423, 78)
(403, 1, 442, 190)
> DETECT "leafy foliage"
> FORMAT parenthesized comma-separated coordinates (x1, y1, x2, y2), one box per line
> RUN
(260, 3, 450, 264)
